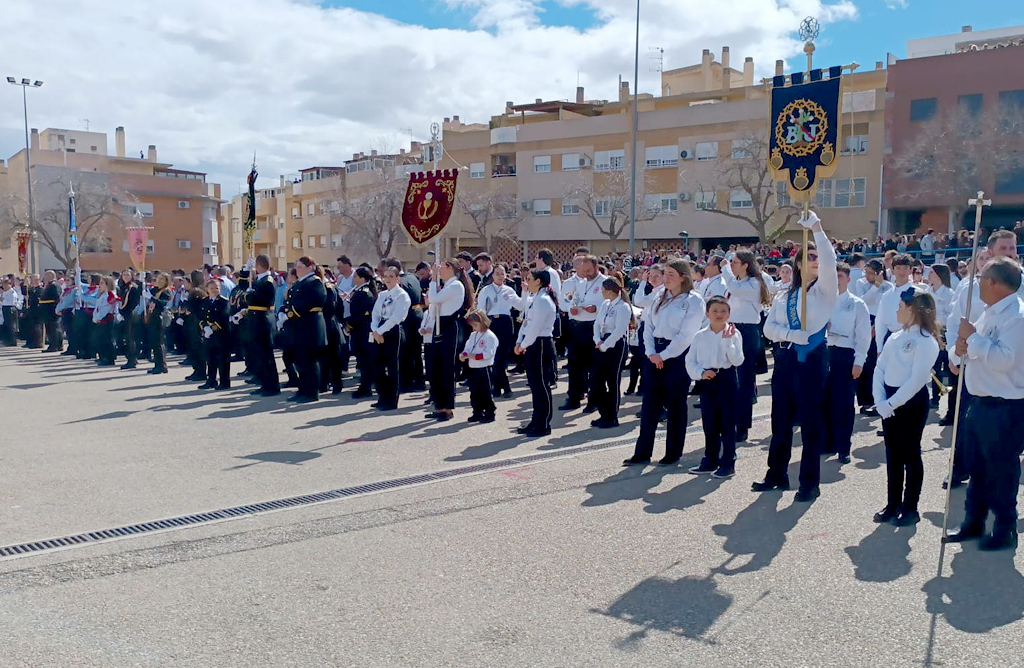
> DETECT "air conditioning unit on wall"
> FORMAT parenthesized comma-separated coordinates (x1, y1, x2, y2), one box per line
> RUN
(521, 200, 533, 211)
(680, 150, 692, 160)
(178, 200, 190, 209)
(678, 192, 692, 202)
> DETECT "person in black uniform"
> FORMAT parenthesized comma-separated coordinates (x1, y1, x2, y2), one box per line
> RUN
(147, 272, 173, 374)
(284, 256, 327, 403)
(278, 269, 300, 389)
(246, 255, 281, 397)
(24, 274, 43, 349)
(319, 268, 347, 395)
(389, 259, 425, 392)
(39, 271, 62, 352)
(184, 271, 207, 381)
(117, 269, 141, 369)
(347, 267, 377, 399)
(228, 271, 250, 370)
(198, 278, 232, 390)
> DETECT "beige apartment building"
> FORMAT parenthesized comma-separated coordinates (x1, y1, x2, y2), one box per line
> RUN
(440, 48, 888, 263)
(0, 126, 222, 276)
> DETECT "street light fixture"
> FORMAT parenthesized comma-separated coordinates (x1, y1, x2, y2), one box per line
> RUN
(7, 76, 43, 273)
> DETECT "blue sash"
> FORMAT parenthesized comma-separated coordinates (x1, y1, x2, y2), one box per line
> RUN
(786, 287, 826, 362)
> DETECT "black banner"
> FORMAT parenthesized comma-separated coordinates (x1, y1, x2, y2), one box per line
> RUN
(768, 76, 842, 204)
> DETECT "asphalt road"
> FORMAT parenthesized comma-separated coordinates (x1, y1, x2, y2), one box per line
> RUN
(1, 345, 1022, 667)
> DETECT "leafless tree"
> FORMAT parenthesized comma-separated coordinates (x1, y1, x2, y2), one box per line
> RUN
(683, 132, 801, 242)
(333, 161, 407, 261)
(889, 102, 1024, 230)
(456, 191, 521, 254)
(564, 170, 657, 252)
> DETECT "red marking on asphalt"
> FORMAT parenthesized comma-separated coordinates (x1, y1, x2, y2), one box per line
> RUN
(805, 532, 831, 541)
(502, 468, 533, 480)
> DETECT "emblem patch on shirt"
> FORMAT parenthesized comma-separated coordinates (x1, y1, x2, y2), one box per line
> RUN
(902, 340, 915, 354)
(844, 301, 854, 311)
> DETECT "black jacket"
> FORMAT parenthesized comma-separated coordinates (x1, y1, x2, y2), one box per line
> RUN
(40, 283, 60, 322)
(347, 284, 375, 334)
(285, 275, 327, 348)
(200, 296, 230, 342)
(118, 281, 141, 317)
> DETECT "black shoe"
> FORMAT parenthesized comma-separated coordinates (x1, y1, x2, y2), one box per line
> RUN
(943, 523, 985, 543)
(467, 414, 482, 423)
(294, 396, 318, 404)
(260, 389, 281, 397)
(376, 404, 397, 412)
(873, 507, 899, 524)
(198, 382, 215, 390)
(425, 411, 442, 419)
(282, 380, 298, 389)
(331, 387, 341, 395)
(860, 405, 879, 416)
(736, 429, 749, 442)
(60, 350, 75, 356)
(712, 465, 735, 479)
(658, 456, 680, 467)
(435, 412, 452, 422)
(752, 478, 790, 492)
(838, 455, 852, 465)
(938, 414, 954, 426)
(894, 510, 920, 526)
(501, 390, 513, 398)
(286, 394, 301, 402)
(250, 389, 266, 396)
(979, 530, 1018, 552)
(794, 486, 820, 503)
(480, 414, 495, 423)
(519, 427, 550, 437)
(217, 384, 231, 390)
(352, 390, 372, 399)
(558, 402, 580, 411)
(689, 458, 718, 474)
(942, 477, 967, 490)
(624, 388, 635, 396)
(185, 373, 205, 381)
(147, 368, 163, 375)
(622, 456, 650, 466)
(582, 405, 598, 415)
(591, 418, 619, 428)
(120, 363, 137, 370)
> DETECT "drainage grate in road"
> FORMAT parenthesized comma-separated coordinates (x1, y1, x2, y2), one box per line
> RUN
(0, 413, 769, 560)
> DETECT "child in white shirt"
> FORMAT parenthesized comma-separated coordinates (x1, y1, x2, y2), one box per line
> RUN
(460, 309, 499, 423)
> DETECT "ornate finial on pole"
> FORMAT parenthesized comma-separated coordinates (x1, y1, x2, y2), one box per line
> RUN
(799, 16, 819, 73)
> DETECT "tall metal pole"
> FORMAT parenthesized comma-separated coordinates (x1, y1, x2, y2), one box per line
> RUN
(21, 84, 38, 274)
(628, 0, 640, 256)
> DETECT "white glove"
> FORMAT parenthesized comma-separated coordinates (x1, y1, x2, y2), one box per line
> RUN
(203, 326, 213, 339)
(786, 329, 810, 346)
(798, 210, 821, 229)
(229, 312, 243, 325)
(277, 312, 288, 328)
(243, 258, 255, 272)
(175, 317, 185, 326)
(876, 400, 895, 420)
(115, 313, 125, 324)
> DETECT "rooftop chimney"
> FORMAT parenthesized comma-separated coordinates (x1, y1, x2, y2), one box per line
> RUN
(505, 100, 514, 114)
(619, 81, 630, 103)
(453, 115, 460, 123)
(443, 117, 450, 123)
(743, 56, 754, 87)
(30, 128, 39, 151)
(115, 126, 126, 158)
(962, 25, 972, 33)
(371, 149, 378, 157)
(775, 59, 785, 76)
(576, 86, 585, 104)
(279, 175, 285, 187)
(721, 47, 731, 91)
(702, 48, 713, 91)
(875, 61, 884, 70)
(147, 144, 157, 162)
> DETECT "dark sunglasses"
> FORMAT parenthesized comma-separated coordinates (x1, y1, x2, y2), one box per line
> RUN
(806, 253, 819, 261)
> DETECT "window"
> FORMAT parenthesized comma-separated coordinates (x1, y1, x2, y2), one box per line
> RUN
(533, 199, 551, 216)
(533, 155, 551, 173)
(292, 237, 301, 249)
(815, 178, 866, 208)
(66, 149, 76, 153)
(842, 135, 869, 155)
(307, 235, 316, 248)
(292, 207, 300, 219)
(775, 181, 791, 207)
(814, 179, 834, 208)
(470, 162, 485, 179)
(645, 194, 678, 214)
(233, 248, 242, 259)
(561, 153, 580, 171)
(645, 145, 679, 169)
(696, 141, 719, 161)
(233, 221, 241, 233)
(729, 188, 753, 210)
(346, 161, 372, 174)
(331, 234, 342, 249)
(595, 149, 626, 172)
(121, 239, 155, 253)
(561, 198, 580, 216)
(69, 138, 76, 145)
(958, 93, 984, 117)
(207, 243, 217, 255)
(594, 199, 611, 216)
(910, 98, 938, 122)
(730, 139, 756, 160)
(695, 190, 717, 210)
(999, 90, 1024, 134)
(307, 203, 315, 216)
(82, 236, 113, 253)
(121, 202, 154, 218)
(320, 235, 328, 248)
(996, 154, 1024, 194)
(177, 239, 192, 250)
(90, 145, 98, 152)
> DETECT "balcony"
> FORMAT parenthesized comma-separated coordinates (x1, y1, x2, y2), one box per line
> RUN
(492, 154, 517, 178)
(253, 227, 278, 244)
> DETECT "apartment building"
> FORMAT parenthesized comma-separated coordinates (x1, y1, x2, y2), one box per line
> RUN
(441, 48, 887, 262)
(0, 126, 222, 275)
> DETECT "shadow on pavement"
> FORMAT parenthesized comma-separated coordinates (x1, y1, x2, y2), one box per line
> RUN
(844, 522, 917, 583)
(62, 410, 140, 425)
(923, 548, 1024, 633)
(581, 466, 687, 508)
(711, 493, 811, 576)
(643, 475, 725, 514)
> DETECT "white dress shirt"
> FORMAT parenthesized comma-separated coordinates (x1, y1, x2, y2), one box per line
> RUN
(827, 290, 872, 367)
(419, 309, 436, 344)
(849, 266, 865, 285)
(336, 271, 355, 318)
(478, 283, 517, 317)
(541, 266, 562, 300)
(516, 291, 556, 349)
(428, 278, 466, 317)
(763, 229, 839, 345)
(685, 326, 745, 379)
(929, 284, 954, 328)
(463, 329, 499, 368)
(964, 294, 1024, 399)
(593, 296, 632, 351)
(875, 281, 915, 349)
(641, 290, 705, 361)
(632, 282, 661, 309)
(851, 278, 893, 317)
(563, 273, 606, 322)
(700, 273, 727, 301)
(371, 285, 411, 334)
(722, 263, 766, 324)
(873, 325, 940, 415)
(1, 287, 22, 307)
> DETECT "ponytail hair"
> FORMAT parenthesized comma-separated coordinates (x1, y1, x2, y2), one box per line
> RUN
(735, 250, 771, 306)
(530, 268, 559, 311)
(442, 258, 476, 313)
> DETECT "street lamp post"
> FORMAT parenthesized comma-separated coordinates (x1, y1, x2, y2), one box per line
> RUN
(628, 0, 640, 256)
(7, 77, 43, 274)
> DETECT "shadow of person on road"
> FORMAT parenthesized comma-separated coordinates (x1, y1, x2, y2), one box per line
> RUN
(711, 492, 811, 576)
(923, 547, 1024, 633)
(643, 475, 725, 515)
(444, 435, 531, 461)
(844, 522, 917, 583)
(581, 464, 689, 508)
(593, 573, 732, 646)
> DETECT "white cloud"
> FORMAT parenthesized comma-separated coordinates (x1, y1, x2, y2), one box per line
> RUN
(885, 0, 908, 8)
(0, 0, 858, 195)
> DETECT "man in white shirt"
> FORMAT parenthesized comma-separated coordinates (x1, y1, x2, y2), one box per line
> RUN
(535, 248, 563, 385)
(560, 255, 605, 411)
(700, 255, 727, 301)
(852, 259, 893, 413)
(919, 229, 936, 264)
(825, 262, 871, 462)
(946, 257, 1024, 551)
(847, 252, 866, 285)
(875, 253, 916, 351)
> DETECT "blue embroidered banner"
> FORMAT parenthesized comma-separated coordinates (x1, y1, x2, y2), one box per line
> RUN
(768, 76, 842, 204)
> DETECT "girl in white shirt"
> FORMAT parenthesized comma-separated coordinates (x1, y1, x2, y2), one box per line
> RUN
(927, 263, 954, 409)
(590, 278, 633, 428)
(724, 250, 772, 442)
(426, 259, 474, 421)
(871, 288, 940, 527)
(418, 296, 436, 406)
(685, 296, 745, 478)
(460, 310, 499, 423)
(514, 269, 558, 437)
(477, 264, 517, 397)
(371, 267, 412, 411)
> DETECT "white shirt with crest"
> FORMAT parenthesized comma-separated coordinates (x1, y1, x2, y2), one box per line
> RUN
(873, 325, 940, 411)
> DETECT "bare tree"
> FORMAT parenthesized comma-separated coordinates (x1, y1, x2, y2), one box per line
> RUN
(456, 191, 521, 254)
(683, 132, 801, 242)
(564, 170, 657, 252)
(334, 161, 407, 261)
(889, 102, 1024, 230)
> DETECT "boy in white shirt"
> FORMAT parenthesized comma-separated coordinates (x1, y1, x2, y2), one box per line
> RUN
(685, 296, 745, 478)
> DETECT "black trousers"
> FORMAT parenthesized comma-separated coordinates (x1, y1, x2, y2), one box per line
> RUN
(205, 338, 231, 387)
(1, 306, 17, 345)
(75, 311, 94, 358)
(524, 336, 554, 429)
(60, 311, 74, 353)
(489, 314, 513, 394)
(43, 316, 61, 351)
(353, 328, 375, 393)
(468, 366, 495, 417)
(632, 341, 691, 461)
(432, 316, 459, 411)
(295, 340, 320, 399)
(25, 314, 42, 348)
(401, 317, 425, 390)
(766, 344, 828, 490)
(856, 316, 878, 407)
(251, 315, 280, 393)
(118, 315, 137, 364)
(94, 320, 115, 363)
(320, 328, 343, 392)
(700, 367, 739, 467)
(825, 346, 857, 457)
(951, 383, 973, 482)
(375, 327, 403, 408)
(962, 397, 1024, 533)
(592, 340, 627, 423)
(423, 341, 436, 404)
(881, 385, 929, 512)
(567, 319, 596, 405)
(150, 319, 168, 371)
(734, 322, 762, 431)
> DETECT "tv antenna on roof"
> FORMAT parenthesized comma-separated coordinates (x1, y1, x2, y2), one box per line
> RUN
(649, 47, 664, 73)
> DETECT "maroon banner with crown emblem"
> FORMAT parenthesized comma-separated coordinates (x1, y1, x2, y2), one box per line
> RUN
(401, 169, 458, 247)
